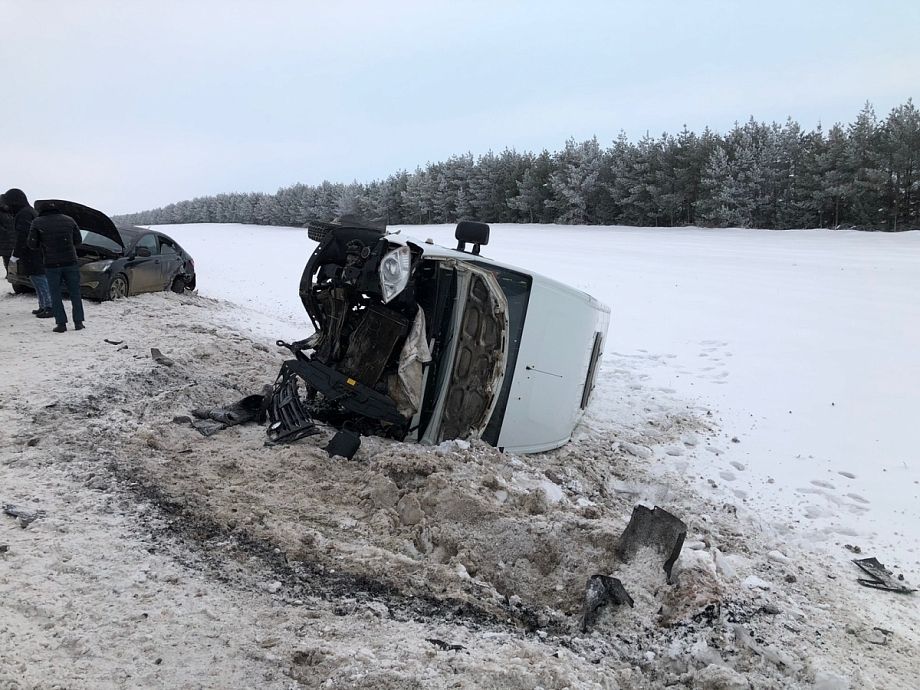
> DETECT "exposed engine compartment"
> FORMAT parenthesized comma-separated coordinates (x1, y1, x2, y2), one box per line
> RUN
(270, 219, 508, 448)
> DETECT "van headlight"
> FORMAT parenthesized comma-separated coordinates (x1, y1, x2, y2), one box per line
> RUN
(379, 246, 411, 303)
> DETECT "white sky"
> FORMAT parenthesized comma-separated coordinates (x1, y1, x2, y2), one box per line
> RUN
(2, 0, 917, 215)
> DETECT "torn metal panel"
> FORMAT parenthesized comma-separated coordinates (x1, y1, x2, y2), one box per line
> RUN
(394, 308, 432, 418)
(615, 505, 687, 581)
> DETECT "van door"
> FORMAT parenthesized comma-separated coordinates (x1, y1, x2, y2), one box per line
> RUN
(420, 263, 509, 444)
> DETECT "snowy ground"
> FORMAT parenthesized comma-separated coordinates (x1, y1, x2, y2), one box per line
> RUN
(1, 222, 918, 688)
(161, 222, 920, 583)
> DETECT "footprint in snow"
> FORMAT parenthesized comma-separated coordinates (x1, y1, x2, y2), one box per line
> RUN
(730, 461, 746, 471)
(837, 471, 856, 479)
(732, 488, 748, 499)
(805, 505, 831, 519)
(810, 479, 835, 489)
(666, 447, 685, 457)
(705, 446, 723, 456)
(847, 493, 870, 504)
(719, 470, 736, 482)
(658, 387, 676, 394)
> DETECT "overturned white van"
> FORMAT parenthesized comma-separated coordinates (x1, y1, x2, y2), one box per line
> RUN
(269, 219, 610, 454)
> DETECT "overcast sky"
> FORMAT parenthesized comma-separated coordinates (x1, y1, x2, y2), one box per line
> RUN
(2, 0, 917, 215)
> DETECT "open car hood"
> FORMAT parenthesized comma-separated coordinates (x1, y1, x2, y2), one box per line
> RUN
(34, 199, 124, 248)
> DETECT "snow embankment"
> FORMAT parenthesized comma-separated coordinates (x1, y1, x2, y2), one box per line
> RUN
(2, 288, 917, 687)
(159, 221, 920, 584)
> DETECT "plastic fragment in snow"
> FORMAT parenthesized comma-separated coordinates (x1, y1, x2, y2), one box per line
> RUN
(615, 505, 687, 580)
(581, 574, 634, 631)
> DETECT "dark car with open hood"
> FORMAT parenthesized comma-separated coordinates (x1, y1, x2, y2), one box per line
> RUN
(6, 200, 196, 301)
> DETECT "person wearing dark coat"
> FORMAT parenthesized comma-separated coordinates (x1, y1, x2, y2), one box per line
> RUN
(3, 188, 52, 316)
(28, 201, 85, 332)
(0, 198, 14, 272)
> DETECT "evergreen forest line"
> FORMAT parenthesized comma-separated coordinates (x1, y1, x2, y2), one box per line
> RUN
(116, 100, 920, 231)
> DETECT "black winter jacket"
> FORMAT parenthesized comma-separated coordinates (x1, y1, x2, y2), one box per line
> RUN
(0, 209, 13, 256)
(28, 209, 82, 268)
(3, 189, 42, 275)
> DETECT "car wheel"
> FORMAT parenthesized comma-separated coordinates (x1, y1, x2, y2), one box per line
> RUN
(107, 274, 128, 300)
(11, 282, 30, 294)
(307, 225, 329, 243)
(170, 276, 186, 294)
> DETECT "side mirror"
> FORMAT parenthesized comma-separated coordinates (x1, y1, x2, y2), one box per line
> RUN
(455, 221, 490, 255)
(134, 246, 152, 258)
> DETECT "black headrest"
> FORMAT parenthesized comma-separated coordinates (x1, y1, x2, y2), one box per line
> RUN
(455, 221, 490, 246)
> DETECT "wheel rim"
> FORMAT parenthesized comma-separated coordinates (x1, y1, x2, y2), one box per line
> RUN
(110, 276, 127, 299)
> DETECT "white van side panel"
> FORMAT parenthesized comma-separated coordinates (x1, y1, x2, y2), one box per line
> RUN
(496, 278, 610, 454)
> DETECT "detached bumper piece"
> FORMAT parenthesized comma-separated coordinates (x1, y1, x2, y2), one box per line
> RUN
(266, 362, 321, 444)
(266, 358, 409, 445)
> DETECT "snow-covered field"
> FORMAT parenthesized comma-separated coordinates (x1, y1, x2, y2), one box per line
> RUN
(2, 222, 919, 687)
(160, 222, 920, 582)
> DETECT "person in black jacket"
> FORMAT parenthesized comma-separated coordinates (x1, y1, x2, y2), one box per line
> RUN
(0, 197, 14, 273)
(3, 188, 52, 317)
(28, 200, 85, 332)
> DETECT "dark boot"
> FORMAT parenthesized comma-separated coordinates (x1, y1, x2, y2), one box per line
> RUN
(52, 324, 66, 333)
(35, 308, 53, 318)
(74, 322, 85, 331)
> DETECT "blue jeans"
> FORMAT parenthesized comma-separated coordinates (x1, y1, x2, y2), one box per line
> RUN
(45, 265, 85, 326)
(30, 274, 52, 310)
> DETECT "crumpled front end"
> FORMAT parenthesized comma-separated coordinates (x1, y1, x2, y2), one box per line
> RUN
(270, 220, 509, 449)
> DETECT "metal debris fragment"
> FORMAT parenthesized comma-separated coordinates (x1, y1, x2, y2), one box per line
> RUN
(150, 348, 174, 367)
(3, 504, 46, 528)
(853, 557, 916, 594)
(426, 638, 465, 652)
